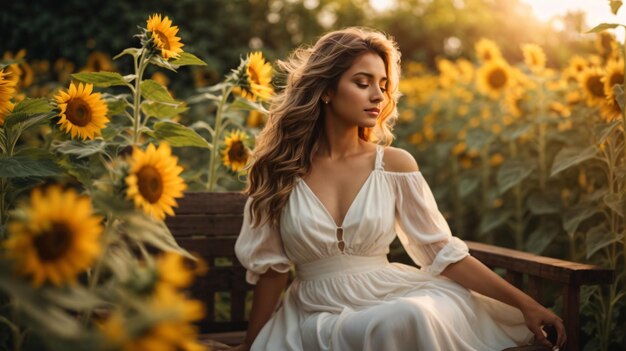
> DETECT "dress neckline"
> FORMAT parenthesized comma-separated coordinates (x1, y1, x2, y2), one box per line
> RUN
(298, 145, 383, 228)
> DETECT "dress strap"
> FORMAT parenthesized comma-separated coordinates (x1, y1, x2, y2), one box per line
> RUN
(375, 144, 385, 171)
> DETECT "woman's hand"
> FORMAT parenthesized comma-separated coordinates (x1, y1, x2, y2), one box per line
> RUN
(520, 302, 566, 350)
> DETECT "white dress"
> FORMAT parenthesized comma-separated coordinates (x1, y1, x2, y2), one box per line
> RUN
(235, 145, 534, 351)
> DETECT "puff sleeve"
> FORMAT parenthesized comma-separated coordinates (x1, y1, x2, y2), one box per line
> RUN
(392, 172, 470, 276)
(234, 198, 293, 285)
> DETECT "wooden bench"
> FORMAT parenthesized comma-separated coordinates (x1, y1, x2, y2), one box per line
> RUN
(165, 192, 614, 351)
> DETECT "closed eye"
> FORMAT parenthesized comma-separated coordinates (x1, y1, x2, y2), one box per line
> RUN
(357, 83, 387, 93)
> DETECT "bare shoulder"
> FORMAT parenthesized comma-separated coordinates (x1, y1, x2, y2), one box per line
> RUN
(382, 146, 419, 172)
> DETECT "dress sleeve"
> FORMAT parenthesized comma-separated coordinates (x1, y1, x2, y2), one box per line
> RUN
(392, 172, 470, 276)
(234, 198, 293, 285)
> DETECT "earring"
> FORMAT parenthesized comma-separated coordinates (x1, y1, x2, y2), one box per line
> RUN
(323, 98, 329, 104)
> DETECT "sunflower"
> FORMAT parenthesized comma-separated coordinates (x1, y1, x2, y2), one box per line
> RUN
(83, 51, 116, 72)
(549, 102, 571, 118)
(100, 290, 206, 351)
(578, 67, 606, 107)
(125, 143, 186, 220)
(246, 109, 267, 128)
(240, 52, 274, 101)
(456, 58, 475, 85)
(489, 153, 504, 167)
(3, 49, 34, 88)
(600, 97, 622, 122)
(521, 44, 546, 72)
(222, 130, 250, 172)
(505, 88, 525, 117)
(477, 59, 513, 99)
(5, 186, 102, 287)
(0, 69, 16, 125)
(154, 252, 206, 291)
(474, 39, 502, 62)
(602, 58, 624, 103)
(0, 101, 14, 126)
(54, 82, 109, 140)
(147, 14, 184, 60)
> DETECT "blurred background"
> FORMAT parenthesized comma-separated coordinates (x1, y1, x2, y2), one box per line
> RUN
(1, 1, 625, 350)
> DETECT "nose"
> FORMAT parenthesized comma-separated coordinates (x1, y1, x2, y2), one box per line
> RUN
(371, 87, 384, 103)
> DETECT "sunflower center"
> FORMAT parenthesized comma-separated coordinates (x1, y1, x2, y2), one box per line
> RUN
(66, 98, 92, 126)
(34, 222, 73, 262)
(228, 141, 248, 163)
(587, 75, 606, 98)
(137, 166, 164, 203)
(488, 68, 507, 89)
(154, 30, 171, 50)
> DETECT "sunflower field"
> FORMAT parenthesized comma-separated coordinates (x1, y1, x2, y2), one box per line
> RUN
(1, 0, 626, 350)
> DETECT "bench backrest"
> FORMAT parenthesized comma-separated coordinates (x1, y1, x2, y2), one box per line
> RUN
(165, 192, 250, 333)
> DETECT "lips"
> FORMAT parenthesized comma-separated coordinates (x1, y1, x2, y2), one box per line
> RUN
(365, 107, 380, 116)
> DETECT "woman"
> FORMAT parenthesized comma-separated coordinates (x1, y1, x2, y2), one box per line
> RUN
(230, 27, 566, 351)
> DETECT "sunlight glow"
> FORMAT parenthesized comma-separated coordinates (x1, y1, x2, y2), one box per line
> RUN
(520, 0, 626, 39)
(370, 0, 395, 12)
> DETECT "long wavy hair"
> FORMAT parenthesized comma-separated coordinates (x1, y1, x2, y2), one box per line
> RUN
(245, 27, 402, 228)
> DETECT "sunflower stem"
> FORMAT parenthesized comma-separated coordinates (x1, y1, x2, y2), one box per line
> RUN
(132, 49, 148, 145)
(81, 214, 113, 326)
(207, 85, 234, 191)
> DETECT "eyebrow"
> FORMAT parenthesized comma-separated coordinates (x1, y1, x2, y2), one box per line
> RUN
(352, 72, 388, 82)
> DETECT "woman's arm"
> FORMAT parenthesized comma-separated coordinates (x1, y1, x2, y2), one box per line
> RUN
(441, 255, 566, 350)
(229, 268, 290, 351)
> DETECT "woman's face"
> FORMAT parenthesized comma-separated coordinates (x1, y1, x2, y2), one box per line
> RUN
(325, 52, 387, 129)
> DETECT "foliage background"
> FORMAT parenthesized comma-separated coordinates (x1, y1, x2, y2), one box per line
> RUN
(1, 0, 624, 350)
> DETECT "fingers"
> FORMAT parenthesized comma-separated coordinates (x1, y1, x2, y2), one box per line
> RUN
(529, 324, 552, 348)
(554, 319, 567, 348)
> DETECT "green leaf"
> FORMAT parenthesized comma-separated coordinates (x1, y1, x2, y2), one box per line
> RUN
(71, 72, 129, 88)
(603, 193, 623, 217)
(610, 0, 623, 14)
(525, 220, 560, 254)
(496, 160, 535, 194)
(187, 92, 221, 104)
(121, 212, 192, 257)
(563, 204, 599, 238)
(458, 176, 480, 198)
(527, 192, 561, 215)
(51, 140, 107, 159)
(0, 155, 64, 178)
(113, 47, 142, 60)
(140, 79, 178, 104)
(586, 23, 621, 33)
(479, 208, 510, 235)
(170, 52, 207, 66)
(106, 96, 130, 116)
(465, 128, 494, 150)
(149, 56, 178, 72)
(12, 98, 53, 115)
(500, 123, 533, 142)
(585, 222, 619, 258)
(152, 121, 211, 148)
(142, 101, 188, 119)
(229, 97, 269, 113)
(550, 146, 597, 177)
(593, 119, 621, 144)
